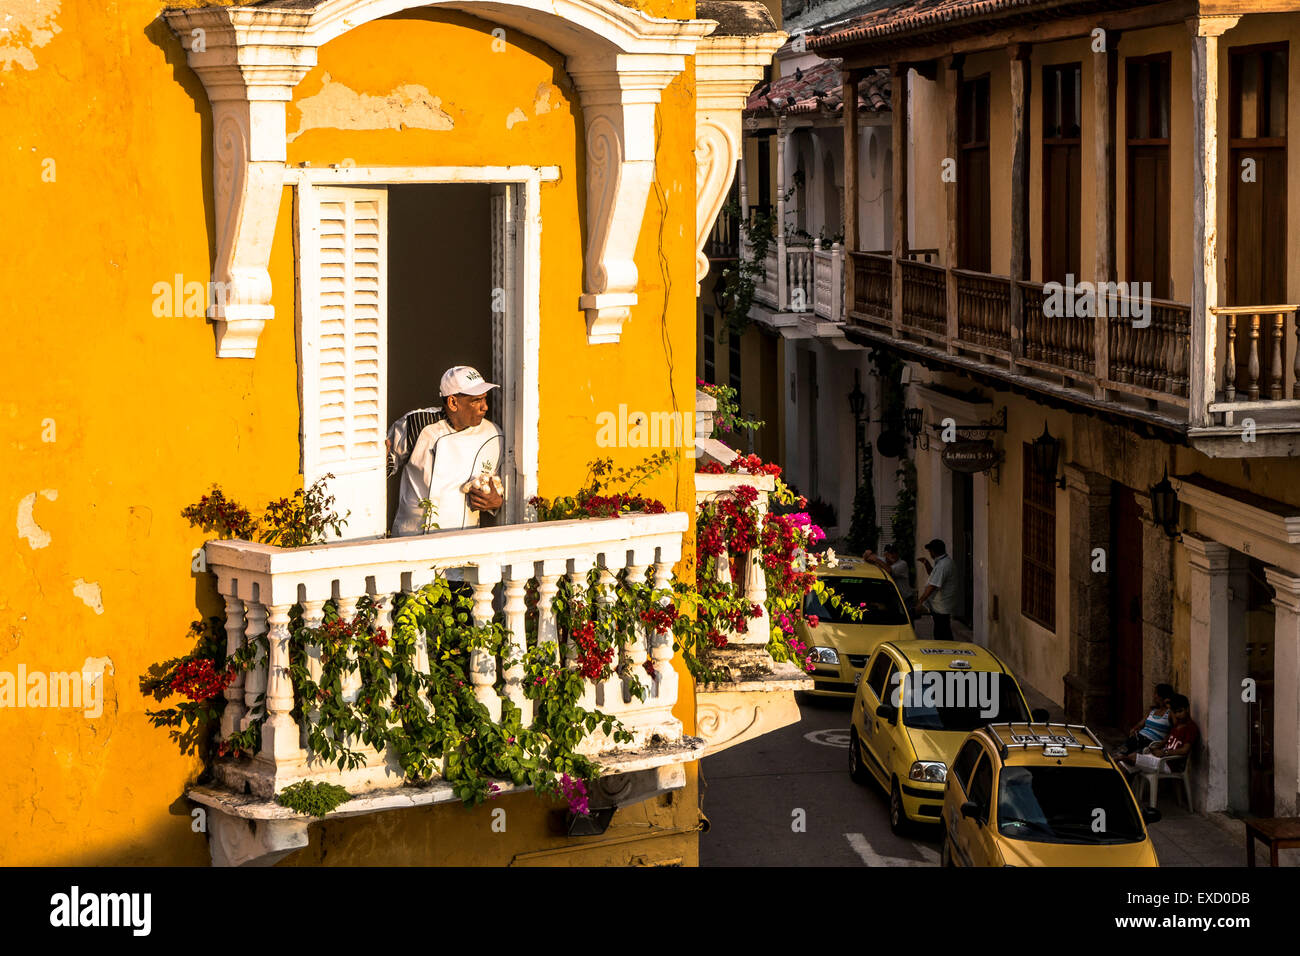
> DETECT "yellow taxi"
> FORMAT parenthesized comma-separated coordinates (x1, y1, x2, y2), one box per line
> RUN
(848, 640, 1047, 834)
(800, 559, 915, 698)
(940, 722, 1160, 866)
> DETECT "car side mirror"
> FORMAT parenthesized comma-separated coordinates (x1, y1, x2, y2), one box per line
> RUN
(1142, 806, 1162, 825)
(1031, 708, 1050, 722)
(960, 800, 981, 821)
(875, 703, 898, 722)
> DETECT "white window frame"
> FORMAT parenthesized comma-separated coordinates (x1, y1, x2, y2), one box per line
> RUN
(289, 164, 556, 530)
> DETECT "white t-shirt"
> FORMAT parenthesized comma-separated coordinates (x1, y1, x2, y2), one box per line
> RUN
(392, 419, 503, 536)
(889, 558, 913, 601)
(925, 554, 957, 615)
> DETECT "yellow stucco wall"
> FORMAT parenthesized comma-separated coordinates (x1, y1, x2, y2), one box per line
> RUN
(0, 0, 704, 865)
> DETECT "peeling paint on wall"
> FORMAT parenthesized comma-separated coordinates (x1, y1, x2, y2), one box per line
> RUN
(16, 489, 57, 549)
(533, 83, 558, 115)
(0, 0, 62, 72)
(72, 579, 103, 615)
(288, 72, 454, 142)
(506, 107, 527, 130)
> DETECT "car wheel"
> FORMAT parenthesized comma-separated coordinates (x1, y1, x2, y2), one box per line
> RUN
(941, 834, 953, 867)
(849, 728, 871, 784)
(889, 778, 911, 836)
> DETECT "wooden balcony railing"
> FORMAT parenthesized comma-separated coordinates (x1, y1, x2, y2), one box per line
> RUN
(1208, 305, 1300, 423)
(899, 258, 947, 339)
(954, 269, 1012, 354)
(848, 255, 1200, 419)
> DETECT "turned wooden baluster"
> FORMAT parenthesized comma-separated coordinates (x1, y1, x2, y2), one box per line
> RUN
(1223, 312, 1238, 401)
(464, 567, 502, 722)
(1293, 308, 1300, 399)
(1270, 312, 1285, 400)
(220, 591, 247, 739)
(1248, 312, 1262, 401)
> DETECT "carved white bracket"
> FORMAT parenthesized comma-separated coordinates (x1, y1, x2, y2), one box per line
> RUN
(166, 0, 715, 356)
(694, 32, 787, 294)
(206, 807, 310, 867)
(695, 664, 809, 755)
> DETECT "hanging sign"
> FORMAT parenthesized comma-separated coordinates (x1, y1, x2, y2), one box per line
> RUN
(941, 439, 1000, 473)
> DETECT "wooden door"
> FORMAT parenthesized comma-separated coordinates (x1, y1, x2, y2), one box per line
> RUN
(958, 75, 991, 272)
(1110, 484, 1144, 726)
(1246, 558, 1276, 818)
(953, 471, 974, 626)
(1042, 63, 1082, 284)
(1229, 45, 1288, 395)
(1126, 55, 1171, 299)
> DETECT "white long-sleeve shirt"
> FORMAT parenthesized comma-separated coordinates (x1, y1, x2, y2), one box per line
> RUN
(389, 412, 503, 536)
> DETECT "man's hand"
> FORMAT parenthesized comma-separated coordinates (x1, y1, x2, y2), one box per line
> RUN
(467, 488, 503, 512)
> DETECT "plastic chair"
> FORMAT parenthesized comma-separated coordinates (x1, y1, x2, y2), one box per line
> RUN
(1126, 753, 1193, 811)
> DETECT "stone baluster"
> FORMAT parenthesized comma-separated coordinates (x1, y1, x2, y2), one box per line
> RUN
(261, 602, 304, 766)
(464, 567, 502, 722)
(742, 490, 771, 646)
(1248, 312, 1262, 401)
(566, 556, 597, 710)
(594, 562, 622, 711)
(1223, 312, 1238, 400)
(300, 597, 326, 751)
(220, 591, 247, 739)
(1271, 312, 1285, 400)
(242, 597, 268, 731)
(502, 564, 530, 722)
(650, 552, 678, 704)
(623, 556, 653, 703)
(368, 579, 400, 730)
(535, 559, 565, 666)
(335, 594, 361, 705)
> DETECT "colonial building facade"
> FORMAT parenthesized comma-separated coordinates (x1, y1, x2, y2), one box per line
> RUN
(813, 0, 1300, 820)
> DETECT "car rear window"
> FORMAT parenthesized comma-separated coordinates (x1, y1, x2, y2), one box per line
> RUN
(996, 766, 1146, 844)
(804, 576, 909, 625)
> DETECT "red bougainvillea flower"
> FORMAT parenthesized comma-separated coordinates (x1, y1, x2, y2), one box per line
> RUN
(369, 627, 389, 648)
(170, 658, 235, 701)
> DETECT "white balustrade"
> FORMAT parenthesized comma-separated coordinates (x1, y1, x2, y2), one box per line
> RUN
(694, 472, 775, 648)
(786, 244, 814, 314)
(812, 241, 845, 323)
(205, 512, 687, 797)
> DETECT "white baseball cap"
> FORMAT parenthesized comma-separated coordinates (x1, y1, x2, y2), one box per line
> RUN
(439, 365, 498, 398)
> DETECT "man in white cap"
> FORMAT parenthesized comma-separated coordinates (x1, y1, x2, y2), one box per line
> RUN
(387, 365, 505, 536)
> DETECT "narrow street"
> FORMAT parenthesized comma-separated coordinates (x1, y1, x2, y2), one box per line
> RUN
(700, 687, 1250, 867)
(700, 693, 942, 867)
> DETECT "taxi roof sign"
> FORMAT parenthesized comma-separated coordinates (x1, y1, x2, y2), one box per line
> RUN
(984, 721, 1106, 758)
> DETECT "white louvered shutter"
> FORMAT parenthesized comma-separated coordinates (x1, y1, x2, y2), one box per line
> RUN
(300, 185, 388, 538)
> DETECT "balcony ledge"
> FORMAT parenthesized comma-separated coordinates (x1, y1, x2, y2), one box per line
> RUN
(696, 659, 811, 756)
(190, 737, 704, 865)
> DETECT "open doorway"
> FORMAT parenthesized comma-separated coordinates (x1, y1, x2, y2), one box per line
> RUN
(386, 184, 495, 532)
(297, 177, 527, 539)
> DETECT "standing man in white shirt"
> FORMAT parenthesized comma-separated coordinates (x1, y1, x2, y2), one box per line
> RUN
(914, 538, 958, 641)
(387, 366, 505, 536)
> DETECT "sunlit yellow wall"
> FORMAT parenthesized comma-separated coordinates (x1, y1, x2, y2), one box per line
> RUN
(0, 0, 701, 865)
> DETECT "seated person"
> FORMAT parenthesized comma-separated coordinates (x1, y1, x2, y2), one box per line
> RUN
(1122, 693, 1198, 772)
(1118, 682, 1174, 755)
(387, 365, 504, 536)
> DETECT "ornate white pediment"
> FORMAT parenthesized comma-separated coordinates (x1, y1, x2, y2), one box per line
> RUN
(165, 0, 716, 355)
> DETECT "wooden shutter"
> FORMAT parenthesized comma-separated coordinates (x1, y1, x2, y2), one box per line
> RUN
(298, 185, 388, 538)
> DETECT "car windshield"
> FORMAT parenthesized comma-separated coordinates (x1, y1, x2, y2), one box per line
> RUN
(996, 766, 1146, 845)
(804, 576, 909, 626)
(898, 672, 1027, 731)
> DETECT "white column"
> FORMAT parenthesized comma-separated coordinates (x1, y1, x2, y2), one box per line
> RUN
(1266, 567, 1300, 816)
(1187, 17, 1239, 425)
(502, 566, 530, 722)
(242, 598, 268, 731)
(536, 559, 566, 665)
(1184, 533, 1232, 811)
(776, 117, 789, 310)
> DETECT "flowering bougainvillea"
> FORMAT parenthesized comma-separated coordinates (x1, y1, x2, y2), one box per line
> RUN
(169, 657, 235, 702)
